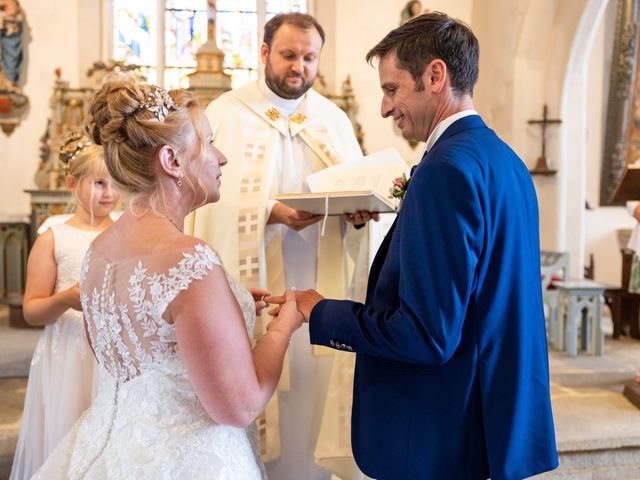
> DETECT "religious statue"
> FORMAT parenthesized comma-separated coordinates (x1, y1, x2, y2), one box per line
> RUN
(0, 0, 23, 90)
(0, 0, 27, 135)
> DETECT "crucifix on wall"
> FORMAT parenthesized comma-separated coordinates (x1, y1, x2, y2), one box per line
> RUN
(528, 104, 562, 175)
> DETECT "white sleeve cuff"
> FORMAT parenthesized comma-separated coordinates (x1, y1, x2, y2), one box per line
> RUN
(266, 200, 276, 223)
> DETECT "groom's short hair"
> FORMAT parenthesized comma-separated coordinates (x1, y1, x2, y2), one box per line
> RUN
(366, 12, 479, 96)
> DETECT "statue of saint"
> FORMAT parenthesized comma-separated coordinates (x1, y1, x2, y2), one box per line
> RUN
(0, 0, 24, 91)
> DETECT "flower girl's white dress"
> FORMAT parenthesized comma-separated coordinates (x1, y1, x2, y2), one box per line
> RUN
(32, 244, 266, 479)
(10, 224, 100, 480)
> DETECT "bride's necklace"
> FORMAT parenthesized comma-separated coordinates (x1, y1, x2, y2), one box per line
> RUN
(153, 211, 184, 233)
(132, 204, 184, 233)
(162, 214, 184, 233)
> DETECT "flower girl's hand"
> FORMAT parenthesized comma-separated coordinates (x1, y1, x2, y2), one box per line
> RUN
(64, 283, 82, 311)
(248, 287, 271, 316)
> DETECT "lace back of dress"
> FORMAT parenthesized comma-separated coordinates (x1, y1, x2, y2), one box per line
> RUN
(80, 244, 220, 383)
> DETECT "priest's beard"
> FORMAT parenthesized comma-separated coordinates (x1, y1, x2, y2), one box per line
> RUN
(264, 62, 315, 100)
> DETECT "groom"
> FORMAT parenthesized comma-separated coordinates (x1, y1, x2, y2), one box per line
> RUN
(286, 12, 558, 480)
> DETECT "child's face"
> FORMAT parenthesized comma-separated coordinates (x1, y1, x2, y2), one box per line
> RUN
(75, 175, 120, 219)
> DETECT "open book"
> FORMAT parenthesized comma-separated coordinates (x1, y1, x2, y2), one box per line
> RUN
(277, 147, 409, 216)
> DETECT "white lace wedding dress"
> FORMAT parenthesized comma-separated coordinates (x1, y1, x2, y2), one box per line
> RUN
(10, 224, 100, 480)
(33, 243, 267, 479)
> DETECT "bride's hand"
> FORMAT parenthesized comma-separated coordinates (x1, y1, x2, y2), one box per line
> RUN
(265, 288, 303, 336)
(247, 287, 271, 316)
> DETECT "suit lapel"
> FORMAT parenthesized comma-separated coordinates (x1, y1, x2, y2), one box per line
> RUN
(365, 116, 486, 305)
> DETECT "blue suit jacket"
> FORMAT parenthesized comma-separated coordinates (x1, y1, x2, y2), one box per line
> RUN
(309, 116, 558, 480)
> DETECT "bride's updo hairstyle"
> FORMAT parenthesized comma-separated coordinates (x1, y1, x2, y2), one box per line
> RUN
(84, 75, 208, 209)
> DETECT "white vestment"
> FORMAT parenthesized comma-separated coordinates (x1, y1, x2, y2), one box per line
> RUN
(189, 79, 369, 480)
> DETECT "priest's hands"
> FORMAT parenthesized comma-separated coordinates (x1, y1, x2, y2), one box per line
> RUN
(247, 287, 271, 316)
(268, 202, 323, 231)
(343, 210, 380, 227)
(266, 288, 325, 322)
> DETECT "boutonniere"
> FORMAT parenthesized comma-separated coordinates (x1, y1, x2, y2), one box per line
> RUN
(389, 173, 409, 211)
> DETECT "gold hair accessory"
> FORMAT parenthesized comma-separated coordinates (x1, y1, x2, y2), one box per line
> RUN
(59, 130, 93, 171)
(139, 86, 176, 122)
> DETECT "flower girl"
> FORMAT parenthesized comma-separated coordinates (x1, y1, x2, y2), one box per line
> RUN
(10, 131, 119, 480)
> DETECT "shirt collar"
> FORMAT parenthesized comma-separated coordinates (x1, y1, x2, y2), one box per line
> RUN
(424, 109, 478, 152)
(258, 77, 305, 117)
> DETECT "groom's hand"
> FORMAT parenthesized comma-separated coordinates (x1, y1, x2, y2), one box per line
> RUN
(267, 202, 323, 231)
(265, 289, 324, 322)
(295, 289, 325, 322)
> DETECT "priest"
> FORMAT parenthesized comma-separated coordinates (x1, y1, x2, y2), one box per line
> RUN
(189, 12, 372, 480)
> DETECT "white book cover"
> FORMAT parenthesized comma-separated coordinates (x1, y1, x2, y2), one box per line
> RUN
(275, 191, 395, 216)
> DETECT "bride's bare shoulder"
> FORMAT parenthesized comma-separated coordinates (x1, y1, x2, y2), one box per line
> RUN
(173, 233, 217, 257)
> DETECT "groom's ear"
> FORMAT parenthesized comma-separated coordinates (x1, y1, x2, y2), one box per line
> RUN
(156, 144, 181, 181)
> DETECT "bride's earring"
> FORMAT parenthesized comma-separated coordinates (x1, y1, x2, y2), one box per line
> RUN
(176, 171, 183, 189)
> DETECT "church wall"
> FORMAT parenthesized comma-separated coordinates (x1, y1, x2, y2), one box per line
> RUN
(316, 0, 472, 165)
(472, 0, 626, 283)
(471, 0, 529, 147)
(316, 0, 626, 288)
(0, 0, 100, 219)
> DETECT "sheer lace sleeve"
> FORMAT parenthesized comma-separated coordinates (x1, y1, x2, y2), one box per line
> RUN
(80, 244, 223, 383)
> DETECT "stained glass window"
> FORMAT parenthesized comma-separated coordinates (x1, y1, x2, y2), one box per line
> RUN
(217, 3, 258, 89)
(165, 4, 208, 88)
(112, 0, 308, 89)
(113, 0, 159, 84)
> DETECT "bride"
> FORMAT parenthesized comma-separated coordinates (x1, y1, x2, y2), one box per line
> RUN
(33, 77, 302, 479)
